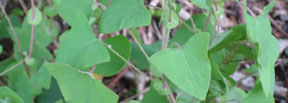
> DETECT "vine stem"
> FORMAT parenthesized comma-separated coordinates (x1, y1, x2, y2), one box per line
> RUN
(0, 4, 31, 78)
(160, 0, 176, 102)
(0, 5, 24, 58)
(0, 60, 24, 76)
(89, 65, 96, 74)
(102, 42, 153, 80)
(202, 7, 212, 32)
(18, 0, 28, 14)
(211, 1, 219, 44)
(128, 29, 150, 61)
(28, 0, 35, 59)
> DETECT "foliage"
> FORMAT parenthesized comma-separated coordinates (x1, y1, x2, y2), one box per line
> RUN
(0, 0, 279, 103)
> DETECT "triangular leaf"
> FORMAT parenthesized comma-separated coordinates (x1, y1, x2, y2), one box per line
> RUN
(150, 33, 211, 100)
(46, 63, 119, 103)
(99, 0, 152, 33)
(55, 11, 109, 69)
(244, 0, 279, 96)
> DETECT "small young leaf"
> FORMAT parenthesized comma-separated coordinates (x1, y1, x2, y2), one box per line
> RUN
(23, 52, 35, 66)
(163, 11, 179, 29)
(46, 63, 119, 103)
(27, 7, 42, 25)
(150, 32, 211, 100)
(0, 86, 24, 103)
(99, 0, 152, 33)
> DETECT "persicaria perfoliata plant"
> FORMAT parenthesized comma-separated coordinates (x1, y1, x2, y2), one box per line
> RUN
(0, 0, 280, 103)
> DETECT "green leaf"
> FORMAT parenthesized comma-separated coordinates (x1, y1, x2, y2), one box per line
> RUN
(163, 11, 179, 29)
(27, 7, 42, 25)
(242, 81, 274, 103)
(152, 79, 170, 95)
(130, 28, 143, 43)
(209, 25, 247, 52)
(190, 0, 209, 10)
(7, 64, 35, 103)
(245, 64, 258, 74)
(57, 0, 93, 25)
(95, 35, 131, 76)
(44, 6, 58, 17)
(244, 0, 279, 96)
(176, 92, 200, 103)
(35, 78, 65, 103)
(32, 62, 52, 95)
(55, 11, 109, 69)
(210, 57, 230, 93)
(0, 15, 21, 39)
(0, 58, 16, 73)
(220, 87, 247, 103)
(128, 100, 141, 103)
(0, 86, 24, 103)
(34, 19, 59, 47)
(130, 41, 162, 69)
(142, 85, 168, 103)
(9, 18, 54, 62)
(150, 33, 211, 100)
(173, 14, 214, 45)
(46, 63, 119, 103)
(0, 45, 2, 54)
(99, 0, 152, 33)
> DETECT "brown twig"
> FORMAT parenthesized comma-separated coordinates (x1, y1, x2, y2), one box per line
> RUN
(108, 67, 130, 89)
(163, 75, 176, 103)
(18, 0, 28, 14)
(202, 7, 212, 32)
(0, 5, 31, 78)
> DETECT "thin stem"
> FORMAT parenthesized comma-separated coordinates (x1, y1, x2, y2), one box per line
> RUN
(108, 67, 130, 88)
(28, 0, 35, 59)
(18, 0, 28, 14)
(180, 19, 194, 33)
(202, 7, 212, 32)
(236, 72, 258, 86)
(128, 30, 150, 62)
(47, 0, 53, 7)
(160, 0, 176, 102)
(0, 60, 24, 76)
(0, 4, 31, 78)
(189, 17, 197, 34)
(161, 26, 170, 49)
(211, 2, 219, 44)
(163, 75, 177, 103)
(28, 26, 35, 59)
(89, 65, 96, 74)
(102, 43, 152, 80)
(0, 5, 24, 58)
